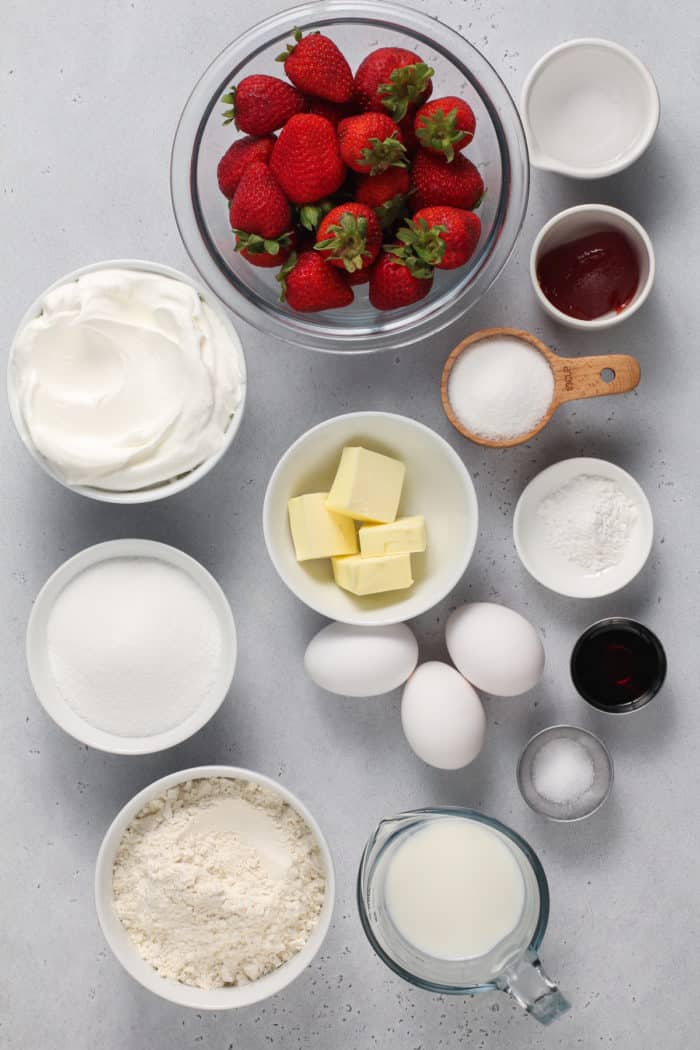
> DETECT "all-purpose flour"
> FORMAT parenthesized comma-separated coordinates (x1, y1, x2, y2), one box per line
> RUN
(112, 777, 326, 989)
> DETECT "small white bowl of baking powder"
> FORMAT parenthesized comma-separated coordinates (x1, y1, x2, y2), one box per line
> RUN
(513, 457, 653, 598)
(95, 766, 335, 1009)
(26, 539, 237, 754)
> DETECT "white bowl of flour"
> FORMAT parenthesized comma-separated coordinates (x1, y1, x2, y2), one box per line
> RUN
(513, 457, 653, 598)
(26, 539, 237, 753)
(95, 766, 335, 1009)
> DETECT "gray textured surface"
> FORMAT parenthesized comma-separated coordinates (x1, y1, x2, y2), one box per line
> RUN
(1, 1, 698, 1047)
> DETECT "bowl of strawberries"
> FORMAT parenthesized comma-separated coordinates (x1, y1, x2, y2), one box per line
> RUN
(171, 0, 529, 353)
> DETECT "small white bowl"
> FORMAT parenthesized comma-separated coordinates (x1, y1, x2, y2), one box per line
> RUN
(520, 38, 660, 178)
(513, 457, 653, 598)
(7, 259, 247, 504)
(263, 412, 478, 627)
(26, 539, 237, 754)
(95, 765, 335, 1009)
(530, 204, 655, 330)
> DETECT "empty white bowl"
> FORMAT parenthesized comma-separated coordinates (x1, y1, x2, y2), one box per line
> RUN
(513, 457, 653, 598)
(520, 38, 659, 178)
(26, 539, 237, 754)
(530, 204, 655, 330)
(263, 413, 478, 626)
(7, 259, 247, 504)
(95, 765, 335, 1009)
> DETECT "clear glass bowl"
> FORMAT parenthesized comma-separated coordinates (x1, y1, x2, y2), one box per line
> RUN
(170, 0, 529, 353)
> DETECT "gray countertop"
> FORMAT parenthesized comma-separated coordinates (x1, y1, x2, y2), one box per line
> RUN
(2, 1, 699, 1047)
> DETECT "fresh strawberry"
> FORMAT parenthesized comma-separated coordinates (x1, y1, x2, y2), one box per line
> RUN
(398, 111, 420, 154)
(315, 203, 382, 273)
(415, 96, 476, 161)
(216, 134, 276, 199)
(355, 168, 411, 230)
(411, 149, 484, 210)
(368, 250, 433, 310)
(221, 75, 306, 135)
(236, 229, 296, 267)
(228, 162, 291, 239)
(337, 113, 406, 174)
(354, 47, 433, 121)
(347, 269, 370, 286)
(304, 96, 356, 126)
(277, 29, 353, 103)
(403, 207, 481, 269)
(269, 114, 346, 204)
(278, 250, 354, 311)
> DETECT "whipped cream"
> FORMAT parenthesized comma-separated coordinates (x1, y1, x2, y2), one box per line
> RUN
(11, 268, 243, 491)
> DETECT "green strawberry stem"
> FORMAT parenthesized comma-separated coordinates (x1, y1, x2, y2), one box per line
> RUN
(221, 85, 237, 127)
(299, 200, 334, 231)
(233, 229, 294, 256)
(275, 26, 319, 62)
(416, 106, 470, 162)
(393, 217, 447, 269)
(315, 212, 369, 273)
(276, 251, 299, 300)
(378, 63, 434, 122)
(359, 133, 407, 175)
(374, 191, 412, 231)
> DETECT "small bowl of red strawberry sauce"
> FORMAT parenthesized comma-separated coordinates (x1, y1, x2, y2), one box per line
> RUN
(530, 204, 655, 331)
(170, 0, 529, 353)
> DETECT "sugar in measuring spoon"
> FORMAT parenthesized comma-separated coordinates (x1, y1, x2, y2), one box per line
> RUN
(441, 327, 641, 448)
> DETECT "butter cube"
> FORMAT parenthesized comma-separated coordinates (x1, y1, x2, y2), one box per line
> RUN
(325, 446, 405, 523)
(332, 552, 413, 596)
(288, 493, 358, 562)
(359, 516, 427, 557)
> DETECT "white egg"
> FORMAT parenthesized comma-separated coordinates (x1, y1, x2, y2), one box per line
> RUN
(401, 661, 486, 770)
(304, 621, 419, 698)
(445, 602, 545, 697)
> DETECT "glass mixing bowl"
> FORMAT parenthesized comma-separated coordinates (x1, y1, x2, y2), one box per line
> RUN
(171, 0, 529, 353)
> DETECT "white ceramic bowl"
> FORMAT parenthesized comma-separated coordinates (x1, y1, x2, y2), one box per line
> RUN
(263, 413, 478, 626)
(26, 539, 237, 754)
(7, 259, 247, 504)
(95, 765, 335, 1009)
(513, 457, 653, 598)
(520, 38, 659, 178)
(530, 204, 655, 330)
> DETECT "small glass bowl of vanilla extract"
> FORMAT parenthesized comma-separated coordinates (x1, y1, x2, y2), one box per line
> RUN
(571, 618, 666, 714)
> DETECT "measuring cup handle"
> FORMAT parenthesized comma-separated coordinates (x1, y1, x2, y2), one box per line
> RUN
(552, 353, 641, 405)
(500, 952, 570, 1025)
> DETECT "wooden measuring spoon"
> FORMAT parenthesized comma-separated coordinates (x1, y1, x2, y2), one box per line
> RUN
(441, 327, 641, 449)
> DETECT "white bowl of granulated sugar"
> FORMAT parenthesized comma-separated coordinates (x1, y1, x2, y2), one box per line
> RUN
(95, 766, 335, 1009)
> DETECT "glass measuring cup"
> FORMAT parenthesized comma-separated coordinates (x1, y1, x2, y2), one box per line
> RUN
(357, 807, 569, 1024)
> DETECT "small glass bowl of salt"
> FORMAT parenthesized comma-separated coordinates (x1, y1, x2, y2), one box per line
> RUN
(517, 725, 613, 821)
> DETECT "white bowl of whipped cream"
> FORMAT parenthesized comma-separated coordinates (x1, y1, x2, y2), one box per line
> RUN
(7, 260, 247, 502)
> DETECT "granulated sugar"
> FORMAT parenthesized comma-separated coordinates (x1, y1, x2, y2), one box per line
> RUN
(46, 557, 224, 736)
(448, 336, 555, 440)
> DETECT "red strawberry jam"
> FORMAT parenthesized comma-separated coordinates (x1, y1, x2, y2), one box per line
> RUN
(537, 231, 640, 321)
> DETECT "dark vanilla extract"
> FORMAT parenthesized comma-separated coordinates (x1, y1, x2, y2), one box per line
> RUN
(571, 619, 666, 712)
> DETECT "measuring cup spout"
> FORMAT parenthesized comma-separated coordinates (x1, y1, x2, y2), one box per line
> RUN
(500, 952, 570, 1024)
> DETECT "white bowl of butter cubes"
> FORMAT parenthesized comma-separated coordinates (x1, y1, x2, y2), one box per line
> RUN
(263, 412, 478, 626)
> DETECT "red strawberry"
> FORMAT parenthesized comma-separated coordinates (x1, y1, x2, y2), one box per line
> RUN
(398, 111, 420, 154)
(304, 96, 356, 126)
(216, 134, 276, 199)
(236, 229, 296, 268)
(404, 207, 481, 269)
(411, 149, 484, 210)
(354, 47, 433, 121)
(277, 29, 353, 103)
(229, 162, 291, 239)
(355, 168, 411, 230)
(269, 114, 346, 204)
(368, 250, 433, 310)
(222, 75, 306, 135)
(315, 203, 382, 273)
(278, 250, 354, 311)
(337, 113, 406, 174)
(415, 96, 476, 161)
(347, 269, 370, 286)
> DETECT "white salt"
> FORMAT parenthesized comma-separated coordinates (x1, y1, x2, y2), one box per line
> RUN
(448, 336, 555, 440)
(46, 557, 224, 737)
(532, 737, 595, 805)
